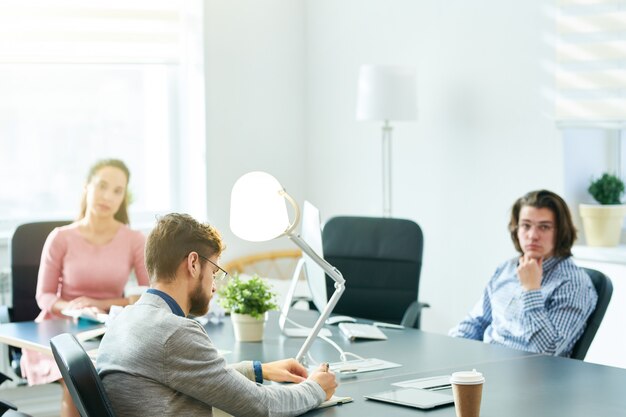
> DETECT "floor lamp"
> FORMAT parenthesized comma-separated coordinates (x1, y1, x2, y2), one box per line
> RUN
(356, 65, 417, 217)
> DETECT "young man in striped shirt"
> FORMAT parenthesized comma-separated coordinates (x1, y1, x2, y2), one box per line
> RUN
(449, 190, 597, 357)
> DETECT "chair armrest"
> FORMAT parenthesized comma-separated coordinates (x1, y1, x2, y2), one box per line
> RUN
(400, 300, 430, 329)
(0, 399, 17, 414)
(0, 372, 12, 387)
(0, 306, 10, 324)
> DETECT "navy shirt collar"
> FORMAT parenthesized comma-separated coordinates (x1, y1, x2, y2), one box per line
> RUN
(146, 288, 185, 317)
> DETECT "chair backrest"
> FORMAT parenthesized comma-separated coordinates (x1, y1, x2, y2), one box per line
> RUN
(50, 333, 116, 417)
(570, 267, 613, 360)
(322, 216, 424, 326)
(10, 221, 70, 322)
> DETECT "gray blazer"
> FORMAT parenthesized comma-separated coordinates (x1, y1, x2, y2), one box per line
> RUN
(96, 293, 325, 417)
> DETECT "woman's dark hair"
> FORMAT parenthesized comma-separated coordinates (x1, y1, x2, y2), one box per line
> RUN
(508, 189, 576, 257)
(78, 159, 131, 224)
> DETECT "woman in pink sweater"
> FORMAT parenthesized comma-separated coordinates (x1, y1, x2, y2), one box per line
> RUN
(21, 159, 149, 417)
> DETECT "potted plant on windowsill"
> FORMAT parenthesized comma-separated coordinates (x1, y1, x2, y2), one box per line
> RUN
(217, 274, 278, 342)
(579, 172, 626, 247)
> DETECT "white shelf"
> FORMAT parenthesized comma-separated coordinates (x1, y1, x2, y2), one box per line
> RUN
(572, 245, 626, 265)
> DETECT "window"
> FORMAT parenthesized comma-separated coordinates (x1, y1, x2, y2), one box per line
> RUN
(555, 0, 626, 244)
(0, 0, 205, 235)
(554, 0, 626, 125)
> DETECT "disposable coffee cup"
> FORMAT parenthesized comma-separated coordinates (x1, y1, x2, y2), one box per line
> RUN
(450, 369, 485, 417)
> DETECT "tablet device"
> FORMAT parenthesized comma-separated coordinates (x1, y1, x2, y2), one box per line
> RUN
(364, 387, 454, 409)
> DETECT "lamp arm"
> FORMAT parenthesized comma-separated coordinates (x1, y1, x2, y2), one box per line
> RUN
(279, 190, 301, 236)
(288, 233, 346, 364)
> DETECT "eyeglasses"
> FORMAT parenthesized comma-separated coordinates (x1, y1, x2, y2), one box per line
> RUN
(197, 253, 229, 281)
(517, 221, 554, 234)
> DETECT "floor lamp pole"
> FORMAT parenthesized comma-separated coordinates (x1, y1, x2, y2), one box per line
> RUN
(382, 120, 393, 217)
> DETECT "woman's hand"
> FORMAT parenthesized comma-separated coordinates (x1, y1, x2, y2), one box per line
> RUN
(65, 296, 107, 313)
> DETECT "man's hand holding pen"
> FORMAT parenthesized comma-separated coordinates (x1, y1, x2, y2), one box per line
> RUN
(310, 362, 337, 400)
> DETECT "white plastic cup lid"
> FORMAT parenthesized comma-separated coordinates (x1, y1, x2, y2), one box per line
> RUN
(450, 369, 485, 385)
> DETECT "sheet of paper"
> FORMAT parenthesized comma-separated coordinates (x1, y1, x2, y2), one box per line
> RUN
(392, 375, 452, 391)
(328, 357, 401, 374)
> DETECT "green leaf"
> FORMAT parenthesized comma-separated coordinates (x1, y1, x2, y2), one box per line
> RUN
(588, 173, 625, 205)
(217, 274, 278, 319)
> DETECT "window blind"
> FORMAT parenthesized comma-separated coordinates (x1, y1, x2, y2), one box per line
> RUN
(555, 0, 626, 126)
(0, 0, 183, 64)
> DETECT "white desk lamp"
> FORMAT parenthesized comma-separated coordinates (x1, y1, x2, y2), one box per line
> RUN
(356, 65, 417, 217)
(230, 171, 346, 364)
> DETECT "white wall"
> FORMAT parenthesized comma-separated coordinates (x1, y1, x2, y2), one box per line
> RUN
(204, 1, 307, 258)
(304, 0, 564, 333)
(202, 1, 616, 336)
(0, 1, 616, 339)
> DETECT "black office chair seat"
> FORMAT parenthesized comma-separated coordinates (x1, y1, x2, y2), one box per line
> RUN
(50, 334, 116, 417)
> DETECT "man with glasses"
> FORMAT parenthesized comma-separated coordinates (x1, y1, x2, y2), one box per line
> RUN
(97, 213, 337, 416)
(449, 190, 597, 357)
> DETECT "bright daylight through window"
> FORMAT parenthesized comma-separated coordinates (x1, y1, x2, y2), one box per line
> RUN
(0, 0, 205, 234)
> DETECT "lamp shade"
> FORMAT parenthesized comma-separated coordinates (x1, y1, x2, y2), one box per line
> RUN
(356, 65, 417, 121)
(230, 171, 290, 242)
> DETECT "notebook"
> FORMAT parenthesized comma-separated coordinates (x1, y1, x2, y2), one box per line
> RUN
(317, 395, 353, 409)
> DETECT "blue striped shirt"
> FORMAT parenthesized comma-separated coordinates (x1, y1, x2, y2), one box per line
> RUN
(449, 256, 597, 357)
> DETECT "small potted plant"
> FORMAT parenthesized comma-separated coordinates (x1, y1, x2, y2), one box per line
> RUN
(579, 172, 626, 247)
(217, 274, 278, 342)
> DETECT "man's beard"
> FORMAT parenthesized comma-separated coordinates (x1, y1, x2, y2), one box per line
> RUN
(188, 274, 210, 317)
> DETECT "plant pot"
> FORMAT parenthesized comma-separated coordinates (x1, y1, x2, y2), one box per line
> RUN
(231, 312, 267, 342)
(579, 204, 626, 247)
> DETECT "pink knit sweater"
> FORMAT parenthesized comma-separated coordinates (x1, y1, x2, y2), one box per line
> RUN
(22, 222, 149, 385)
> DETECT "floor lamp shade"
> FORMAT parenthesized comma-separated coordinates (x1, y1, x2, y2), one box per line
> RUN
(356, 65, 417, 121)
(356, 65, 417, 217)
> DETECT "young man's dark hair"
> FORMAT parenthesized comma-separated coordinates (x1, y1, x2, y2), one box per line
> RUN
(145, 213, 224, 282)
(508, 189, 577, 257)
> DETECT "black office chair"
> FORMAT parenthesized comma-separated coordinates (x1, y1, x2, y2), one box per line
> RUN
(570, 268, 613, 360)
(50, 333, 116, 417)
(0, 402, 31, 417)
(0, 221, 71, 378)
(322, 216, 429, 328)
(0, 373, 33, 416)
